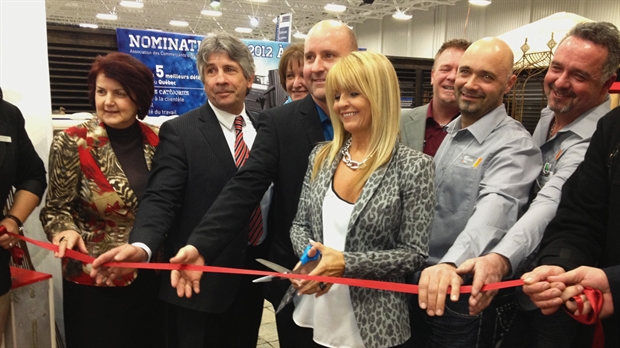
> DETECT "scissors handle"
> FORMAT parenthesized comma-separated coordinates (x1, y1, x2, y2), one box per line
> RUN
(300, 245, 320, 265)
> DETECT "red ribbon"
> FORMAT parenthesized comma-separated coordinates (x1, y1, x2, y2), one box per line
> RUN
(565, 288, 605, 348)
(3, 230, 523, 294)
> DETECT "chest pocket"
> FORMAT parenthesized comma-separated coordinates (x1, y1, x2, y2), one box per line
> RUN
(437, 164, 478, 213)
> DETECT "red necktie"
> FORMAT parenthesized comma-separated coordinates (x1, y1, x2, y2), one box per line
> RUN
(234, 116, 264, 245)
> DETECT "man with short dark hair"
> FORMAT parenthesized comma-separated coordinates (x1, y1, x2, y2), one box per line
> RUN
(490, 21, 620, 348)
(400, 39, 471, 157)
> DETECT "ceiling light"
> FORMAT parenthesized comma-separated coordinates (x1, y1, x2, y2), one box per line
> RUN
(201, 9, 222, 16)
(169, 20, 189, 27)
(79, 23, 99, 29)
(469, 0, 491, 5)
(324, 4, 346, 13)
(392, 11, 412, 20)
(235, 27, 253, 33)
(293, 31, 307, 39)
(96, 13, 118, 20)
(250, 16, 259, 27)
(210, 0, 221, 7)
(119, 1, 143, 9)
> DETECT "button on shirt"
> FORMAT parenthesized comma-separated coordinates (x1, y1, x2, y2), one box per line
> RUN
(429, 104, 542, 266)
(490, 99, 610, 274)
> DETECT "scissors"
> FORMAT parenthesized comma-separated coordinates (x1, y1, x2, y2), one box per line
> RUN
(253, 245, 320, 283)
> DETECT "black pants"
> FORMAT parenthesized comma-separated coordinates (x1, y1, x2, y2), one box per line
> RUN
(63, 269, 167, 348)
(501, 307, 594, 348)
(168, 246, 265, 348)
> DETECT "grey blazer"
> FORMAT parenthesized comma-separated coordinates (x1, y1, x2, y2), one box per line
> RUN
(290, 142, 435, 347)
(400, 105, 428, 152)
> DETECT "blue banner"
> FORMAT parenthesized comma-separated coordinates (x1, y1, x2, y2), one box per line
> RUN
(116, 28, 290, 116)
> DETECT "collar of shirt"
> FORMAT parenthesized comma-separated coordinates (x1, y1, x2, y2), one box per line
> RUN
(426, 99, 459, 128)
(540, 97, 611, 142)
(316, 103, 329, 124)
(447, 104, 507, 144)
(426, 99, 434, 119)
(316, 103, 334, 141)
(209, 100, 249, 131)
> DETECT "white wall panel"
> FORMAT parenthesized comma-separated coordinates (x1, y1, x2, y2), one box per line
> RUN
(355, 0, 620, 58)
(582, 0, 620, 25)
(531, 0, 582, 22)
(354, 18, 382, 53)
(381, 15, 414, 55)
(410, 8, 442, 58)
(483, 0, 532, 37)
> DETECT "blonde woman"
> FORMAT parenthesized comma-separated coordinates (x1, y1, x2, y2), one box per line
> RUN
(288, 51, 435, 347)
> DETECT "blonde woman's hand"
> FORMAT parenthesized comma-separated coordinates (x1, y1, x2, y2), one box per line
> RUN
(296, 240, 344, 297)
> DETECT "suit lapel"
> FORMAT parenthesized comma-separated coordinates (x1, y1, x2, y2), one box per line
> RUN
(197, 103, 237, 175)
(401, 106, 427, 151)
(347, 150, 394, 235)
(299, 95, 325, 144)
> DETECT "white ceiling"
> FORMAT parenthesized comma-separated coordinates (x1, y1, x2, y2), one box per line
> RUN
(46, 0, 461, 40)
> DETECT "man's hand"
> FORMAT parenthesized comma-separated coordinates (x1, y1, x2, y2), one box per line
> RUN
(418, 263, 463, 316)
(91, 244, 147, 286)
(456, 253, 511, 315)
(170, 245, 205, 299)
(295, 241, 343, 298)
(522, 265, 566, 315)
(548, 266, 614, 319)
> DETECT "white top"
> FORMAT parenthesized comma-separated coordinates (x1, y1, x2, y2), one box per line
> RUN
(293, 182, 365, 348)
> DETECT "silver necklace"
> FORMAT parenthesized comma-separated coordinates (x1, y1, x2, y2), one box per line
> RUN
(341, 138, 370, 170)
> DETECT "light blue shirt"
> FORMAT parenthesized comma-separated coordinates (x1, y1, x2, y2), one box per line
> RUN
(429, 104, 542, 266)
(491, 99, 611, 275)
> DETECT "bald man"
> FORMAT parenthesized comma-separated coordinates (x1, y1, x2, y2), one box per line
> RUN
(415, 38, 542, 347)
(164, 20, 358, 347)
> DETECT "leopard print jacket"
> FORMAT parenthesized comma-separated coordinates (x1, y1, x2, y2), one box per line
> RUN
(290, 142, 435, 347)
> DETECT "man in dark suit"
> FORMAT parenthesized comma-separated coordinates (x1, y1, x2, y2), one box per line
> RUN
(169, 20, 359, 347)
(91, 33, 269, 347)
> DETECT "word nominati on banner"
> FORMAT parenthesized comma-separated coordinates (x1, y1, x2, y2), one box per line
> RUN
(128, 34, 201, 52)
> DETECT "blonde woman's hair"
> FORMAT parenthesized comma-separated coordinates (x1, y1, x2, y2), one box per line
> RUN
(311, 51, 401, 191)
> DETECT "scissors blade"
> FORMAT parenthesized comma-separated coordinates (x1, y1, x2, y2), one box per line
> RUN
(252, 275, 278, 283)
(255, 258, 292, 274)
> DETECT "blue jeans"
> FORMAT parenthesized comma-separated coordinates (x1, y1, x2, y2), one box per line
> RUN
(422, 290, 517, 348)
